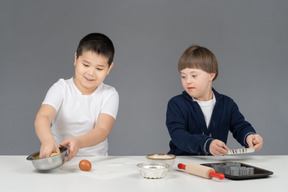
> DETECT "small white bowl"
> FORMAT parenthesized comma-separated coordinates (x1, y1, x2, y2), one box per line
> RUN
(146, 153, 176, 169)
(137, 163, 170, 179)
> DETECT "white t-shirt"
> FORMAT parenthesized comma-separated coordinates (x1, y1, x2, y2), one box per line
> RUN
(193, 93, 216, 128)
(42, 78, 119, 156)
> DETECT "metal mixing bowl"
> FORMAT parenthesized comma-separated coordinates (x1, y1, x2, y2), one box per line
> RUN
(26, 146, 68, 171)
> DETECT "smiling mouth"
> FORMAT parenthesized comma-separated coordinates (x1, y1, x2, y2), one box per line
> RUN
(84, 76, 94, 81)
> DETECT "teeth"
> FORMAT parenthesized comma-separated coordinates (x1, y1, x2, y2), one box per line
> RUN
(85, 77, 93, 81)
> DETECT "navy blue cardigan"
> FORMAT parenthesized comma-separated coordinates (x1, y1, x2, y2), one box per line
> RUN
(166, 89, 256, 155)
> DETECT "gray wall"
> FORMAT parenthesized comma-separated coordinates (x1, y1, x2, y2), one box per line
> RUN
(1, 1, 287, 155)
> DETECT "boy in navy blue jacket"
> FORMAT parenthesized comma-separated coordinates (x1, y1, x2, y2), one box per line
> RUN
(166, 45, 263, 156)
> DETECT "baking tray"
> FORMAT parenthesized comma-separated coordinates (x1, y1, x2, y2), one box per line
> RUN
(201, 162, 273, 180)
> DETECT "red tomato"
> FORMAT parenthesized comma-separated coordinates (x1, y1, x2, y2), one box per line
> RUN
(79, 159, 92, 171)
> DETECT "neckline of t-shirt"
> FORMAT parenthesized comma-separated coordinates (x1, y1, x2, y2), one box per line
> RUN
(193, 93, 216, 106)
(70, 77, 102, 96)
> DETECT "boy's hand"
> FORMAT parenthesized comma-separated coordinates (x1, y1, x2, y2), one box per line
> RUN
(39, 142, 60, 159)
(209, 139, 230, 156)
(246, 134, 263, 152)
(60, 137, 80, 161)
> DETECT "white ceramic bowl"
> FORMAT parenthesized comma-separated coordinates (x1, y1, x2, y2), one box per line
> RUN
(137, 163, 170, 179)
(146, 153, 176, 169)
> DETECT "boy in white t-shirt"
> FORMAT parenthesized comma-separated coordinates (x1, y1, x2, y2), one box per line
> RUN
(35, 33, 119, 160)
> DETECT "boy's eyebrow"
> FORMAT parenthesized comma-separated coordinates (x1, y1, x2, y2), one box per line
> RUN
(96, 64, 106, 68)
(82, 59, 107, 67)
(82, 59, 92, 64)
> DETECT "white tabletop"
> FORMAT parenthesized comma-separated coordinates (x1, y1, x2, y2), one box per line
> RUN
(0, 155, 286, 192)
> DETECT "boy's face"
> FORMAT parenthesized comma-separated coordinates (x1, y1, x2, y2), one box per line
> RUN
(180, 68, 215, 101)
(73, 50, 113, 95)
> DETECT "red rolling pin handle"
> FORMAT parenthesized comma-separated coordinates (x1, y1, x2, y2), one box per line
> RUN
(209, 171, 225, 180)
(178, 163, 225, 180)
(178, 163, 186, 169)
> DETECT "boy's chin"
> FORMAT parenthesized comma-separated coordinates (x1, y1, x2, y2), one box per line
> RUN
(185, 90, 195, 97)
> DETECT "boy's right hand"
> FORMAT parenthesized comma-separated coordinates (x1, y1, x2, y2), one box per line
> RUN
(209, 139, 229, 156)
(39, 142, 60, 159)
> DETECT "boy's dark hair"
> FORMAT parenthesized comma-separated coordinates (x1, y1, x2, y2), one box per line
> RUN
(76, 33, 115, 66)
(178, 45, 218, 81)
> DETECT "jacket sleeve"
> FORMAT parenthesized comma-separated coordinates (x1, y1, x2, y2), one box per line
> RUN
(229, 101, 256, 147)
(166, 99, 213, 155)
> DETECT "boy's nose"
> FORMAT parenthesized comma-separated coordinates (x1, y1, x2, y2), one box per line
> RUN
(186, 77, 192, 84)
(88, 69, 94, 75)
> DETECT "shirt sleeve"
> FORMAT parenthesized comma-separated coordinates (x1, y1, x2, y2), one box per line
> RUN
(229, 100, 256, 147)
(166, 98, 212, 155)
(100, 88, 119, 119)
(42, 79, 65, 111)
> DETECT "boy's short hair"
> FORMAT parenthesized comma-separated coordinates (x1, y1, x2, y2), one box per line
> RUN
(178, 45, 218, 81)
(76, 33, 115, 66)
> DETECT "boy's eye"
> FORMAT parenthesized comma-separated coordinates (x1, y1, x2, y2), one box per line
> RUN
(192, 75, 197, 78)
(97, 68, 103, 71)
(83, 63, 89, 67)
(181, 76, 186, 79)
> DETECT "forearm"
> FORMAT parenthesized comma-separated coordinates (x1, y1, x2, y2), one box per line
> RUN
(34, 104, 57, 144)
(230, 102, 256, 146)
(232, 124, 256, 147)
(76, 127, 109, 149)
(169, 128, 211, 154)
(76, 113, 115, 149)
(35, 115, 55, 144)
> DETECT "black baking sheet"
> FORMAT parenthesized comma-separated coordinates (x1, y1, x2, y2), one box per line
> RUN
(201, 162, 273, 180)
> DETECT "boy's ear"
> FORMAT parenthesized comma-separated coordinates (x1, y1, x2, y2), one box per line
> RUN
(210, 73, 216, 81)
(107, 62, 114, 75)
(74, 52, 77, 66)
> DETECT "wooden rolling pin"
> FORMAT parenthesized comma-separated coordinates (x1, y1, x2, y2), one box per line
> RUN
(178, 163, 225, 180)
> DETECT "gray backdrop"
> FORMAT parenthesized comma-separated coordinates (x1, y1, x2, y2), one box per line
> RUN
(1, 0, 287, 155)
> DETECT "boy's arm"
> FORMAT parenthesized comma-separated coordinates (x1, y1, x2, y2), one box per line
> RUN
(166, 99, 213, 155)
(35, 104, 60, 158)
(60, 113, 115, 160)
(229, 101, 257, 147)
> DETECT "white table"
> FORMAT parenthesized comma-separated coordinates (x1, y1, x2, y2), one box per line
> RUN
(0, 155, 286, 192)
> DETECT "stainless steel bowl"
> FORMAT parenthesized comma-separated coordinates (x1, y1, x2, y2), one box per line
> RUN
(137, 163, 170, 179)
(26, 146, 68, 171)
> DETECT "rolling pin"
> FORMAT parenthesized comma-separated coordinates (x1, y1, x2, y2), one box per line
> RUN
(178, 163, 225, 180)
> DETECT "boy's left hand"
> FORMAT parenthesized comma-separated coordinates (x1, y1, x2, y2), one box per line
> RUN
(246, 134, 263, 152)
(60, 137, 80, 161)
